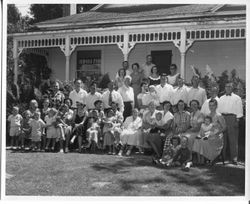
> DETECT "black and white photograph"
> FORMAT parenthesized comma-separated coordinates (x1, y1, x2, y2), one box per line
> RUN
(1, 0, 249, 200)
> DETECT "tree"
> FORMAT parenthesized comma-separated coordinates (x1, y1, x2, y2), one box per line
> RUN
(29, 4, 64, 24)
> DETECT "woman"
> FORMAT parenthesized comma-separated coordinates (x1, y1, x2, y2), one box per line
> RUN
(183, 100, 204, 150)
(137, 82, 149, 111)
(192, 99, 226, 165)
(146, 101, 174, 160)
(172, 100, 190, 137)
(130, 63, 144, 108)
(115, 68, 126, 89)
(119, 109, 142, 156)
(167, 64, 180, 86)
(148, 66, 161, 86)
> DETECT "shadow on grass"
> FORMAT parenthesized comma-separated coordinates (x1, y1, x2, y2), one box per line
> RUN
(163, 165, 245, 196)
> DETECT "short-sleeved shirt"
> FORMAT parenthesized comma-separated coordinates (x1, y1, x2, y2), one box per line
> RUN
(69, 88, 88, 108)
(85, 92, 102, 110)
(8, 114, 23, 127)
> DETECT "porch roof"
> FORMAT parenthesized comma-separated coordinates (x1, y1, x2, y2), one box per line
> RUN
(33, 4, 245, 31)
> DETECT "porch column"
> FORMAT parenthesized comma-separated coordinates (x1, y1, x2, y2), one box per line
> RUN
(117, 33, 135, 61)
(60, 36, 76, 81)
(173, 29, 194, 80)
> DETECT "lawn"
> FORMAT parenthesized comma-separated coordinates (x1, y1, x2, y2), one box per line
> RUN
(5, 150, 245, 196)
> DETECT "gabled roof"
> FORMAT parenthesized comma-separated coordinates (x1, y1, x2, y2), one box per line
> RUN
(34, 4, 246, 31)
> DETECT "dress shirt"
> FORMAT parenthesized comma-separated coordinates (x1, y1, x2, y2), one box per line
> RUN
(200, 96, 220, 116)
(118, 85, 134, 102)
(171, 85, 188, 105)
(155, 83, 174, 103)
(85, 92, 102, 110)
(167, 73, 180, 86)
(218, 93, 243, 118)
(187, 86, 207, 107)
(102, 90, 124, 113)
(69, 88, 87, 108)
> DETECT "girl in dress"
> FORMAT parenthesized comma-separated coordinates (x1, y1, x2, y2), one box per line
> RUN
(196, 116, 213, 139)
(148, 66, 161, 86)
(115, 68, 126, 89)
(119, 109, 142, 156)
(44, 108, 58, 151)
(86, 117, 101, 152)
(41, 98, 51, 150)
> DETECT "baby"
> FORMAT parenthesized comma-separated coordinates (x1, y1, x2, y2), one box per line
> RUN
(149, 111, 165, 136)
(196, 116, 213, 140)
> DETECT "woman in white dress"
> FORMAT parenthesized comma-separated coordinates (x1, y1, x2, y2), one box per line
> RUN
(119, 109, 142, 156)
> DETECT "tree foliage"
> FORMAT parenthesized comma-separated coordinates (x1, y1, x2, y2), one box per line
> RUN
(29, 4, 64, 24)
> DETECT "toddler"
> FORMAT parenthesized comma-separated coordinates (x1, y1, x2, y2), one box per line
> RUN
(171, 136, 192, 171)
(86, 117, 100, 152)
(41, 98, 51, 150)
(196, 116, 213, 140)
(20, 110, 32, 149)
(150, 111, 165, 136)
(8, 106, 23, 150)
(44, 108, 58, 151)
(29, 111, 45, 151)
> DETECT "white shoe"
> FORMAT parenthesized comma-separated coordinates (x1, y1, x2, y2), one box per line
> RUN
(12, 147, 17, 150)
(6, 146, 12, 150)
(59, 149, 64, 153)
(126, 150, 131, 156)
(118, 150, 123, 156)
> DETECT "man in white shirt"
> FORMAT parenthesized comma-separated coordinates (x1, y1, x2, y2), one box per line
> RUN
(187, 75, 207, 108)
(141, 55, 156, 78)
(102, 81, 124, 113)
(171, 77, 188, 106)
(155, 74, 174, 106)
(69, 79, 88, 109)
(85, 82, 102, 110)
(118, 76, 134, 119)
(201, 86, 220, 116)
(218, 82, 243, 165)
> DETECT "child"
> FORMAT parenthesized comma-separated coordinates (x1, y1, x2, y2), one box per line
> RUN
(196, 116, 213, 140)
(171, 136, 192, 171)
(44, 108, 58, 152)
(20, 110, 32, 149)
(29, 111, 45, 151)
(160, 136, 181, 166)
(8, 106, 23, 150)
(41, 98, 51, 150)
(86, 117, 100, 152)
(153, 111, 165, 136)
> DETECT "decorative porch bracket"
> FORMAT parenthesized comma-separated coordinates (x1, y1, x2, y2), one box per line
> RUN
(117, 33, 136, 61)
(173, 29, 194, 79)
(59, 36, 77, 81)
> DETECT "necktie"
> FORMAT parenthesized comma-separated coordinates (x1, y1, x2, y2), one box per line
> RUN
(108, 91, 113, 106)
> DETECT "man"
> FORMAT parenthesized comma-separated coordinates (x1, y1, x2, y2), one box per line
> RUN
(69, 79, 87, 109)
(187, 75, 207, 108)
(218, 82, 243, 165)
(102, 81, 124, 113)
(115, 61, 131, 79)
(201, 86, 220, 115)
(141, 55, 156, 78)
(171, 77, 188, 107)
(155, 74, 174, 107)
(118, 76, 134, 119)
(85, 82, 102, 110)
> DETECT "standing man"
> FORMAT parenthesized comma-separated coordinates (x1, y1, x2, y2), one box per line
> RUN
(51, 81, 65, 109)
(201, 86, 220, 116)
(102, 81, 124, 113)
(85, 82, 102, 111)
(118, 76, 134, 120)
(218, 82, 243, 165)
(155, 74, 173, 107)
(141, 55, 156, 78)
(69, 79, 87, 109)
(187, 75, 207, 109)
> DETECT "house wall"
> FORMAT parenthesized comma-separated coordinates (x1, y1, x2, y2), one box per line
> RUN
(49, 39, 245, 83)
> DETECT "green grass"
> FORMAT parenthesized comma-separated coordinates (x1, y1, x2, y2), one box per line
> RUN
(6, 151, 245, 196)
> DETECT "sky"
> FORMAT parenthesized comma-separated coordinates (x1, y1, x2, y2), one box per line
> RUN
(15, 4, 31, 17)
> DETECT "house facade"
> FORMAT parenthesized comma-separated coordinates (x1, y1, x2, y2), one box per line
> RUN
(11, 4, 246, 84)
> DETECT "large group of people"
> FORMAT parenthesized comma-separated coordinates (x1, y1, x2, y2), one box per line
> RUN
(7, 55, 244, 171)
